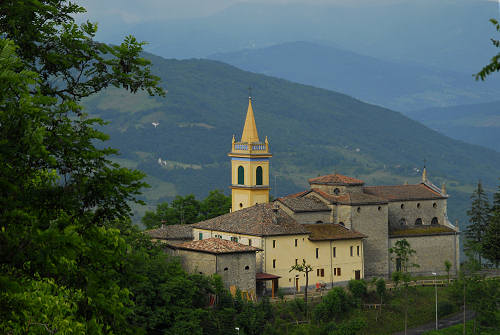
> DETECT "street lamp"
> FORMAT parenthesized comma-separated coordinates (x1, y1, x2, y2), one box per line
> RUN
(432, 272, 438, 330)
(235, 327, 240, 335)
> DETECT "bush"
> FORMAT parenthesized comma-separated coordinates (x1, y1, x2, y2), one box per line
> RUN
(437, 300, 454, 318)
(313, 287, 354, 323)
(348, 279, 367, 302)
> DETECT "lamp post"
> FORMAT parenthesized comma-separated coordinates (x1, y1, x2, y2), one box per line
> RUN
(235, 327, 240, 335)
(432, 272, 438, 330)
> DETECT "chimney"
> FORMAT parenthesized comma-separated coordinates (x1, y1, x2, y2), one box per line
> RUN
(272, 203, 279, 225)
(441, 182, 446, 195)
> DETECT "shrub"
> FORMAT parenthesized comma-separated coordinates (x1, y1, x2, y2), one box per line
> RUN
(348, 279, 367, 301)
(312, 287, 354, 322)
(437, 300, 454, 318)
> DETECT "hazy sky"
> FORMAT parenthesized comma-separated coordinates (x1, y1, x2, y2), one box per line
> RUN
(80, 0, 420, 23)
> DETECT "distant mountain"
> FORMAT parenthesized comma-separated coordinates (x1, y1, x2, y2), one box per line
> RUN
(407, 101, 500, 152)
(99, 0, 498, 74)
(208, 41, 500, 112)
(83, 52, 500, 230)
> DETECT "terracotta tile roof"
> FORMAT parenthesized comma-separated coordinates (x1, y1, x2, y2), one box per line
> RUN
(277, 197, 330, 212)
(144, 224, 193, 240)
(308, 189, 386, 205)
(283, 190, 310, 199)
(302, 224, 366, 241)
(169, 238, 261, 254)
(309, 173, 364, 186)
(256, 272, 281, 280)
(389, 225, 457, 237)
(193, 203, 308, 237)
(363, 183, 446, 201)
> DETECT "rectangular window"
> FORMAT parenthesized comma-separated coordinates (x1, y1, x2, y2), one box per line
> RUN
(316, 248, 319, 259)
(317, 269, 320, 276)
(333, 247, 336, 258)
(248, 239, 252, 246)
(295, 259, 298, 266)
(273, 240, 276, 248)
(199, 232, 203, 240)
(338, 268, 341, 276)
(295, 239, 298, 247)
(357, 245, 360, 256)
(320, 269, 324, 277)
(350, 246, 353, 257)
(231, 236, 238, 243)
(334, 268, 337, 276)
(273, 259, 276, 268)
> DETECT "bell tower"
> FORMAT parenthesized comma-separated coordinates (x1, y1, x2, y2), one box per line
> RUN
(228, 95, 272, 212)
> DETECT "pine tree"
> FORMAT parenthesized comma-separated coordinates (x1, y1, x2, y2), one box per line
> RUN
(482, 183, 500, 267)
(465, 182, 490, 265)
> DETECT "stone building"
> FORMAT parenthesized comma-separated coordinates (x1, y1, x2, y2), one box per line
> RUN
(165, 238, 261, 295)
(144, 224, 193, 244)
(277, 172, 460, 277)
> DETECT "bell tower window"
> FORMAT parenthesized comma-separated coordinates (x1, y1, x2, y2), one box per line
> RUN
(256, 166, 263, 185)
(237, 166, 244, 185)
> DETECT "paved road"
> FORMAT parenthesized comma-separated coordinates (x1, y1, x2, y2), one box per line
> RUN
(393, 309, 475, 335)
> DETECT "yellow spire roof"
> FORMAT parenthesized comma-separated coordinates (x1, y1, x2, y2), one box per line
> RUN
(241, 97, 260, 143)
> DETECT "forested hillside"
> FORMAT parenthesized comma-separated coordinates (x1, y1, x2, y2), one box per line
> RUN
(209, 41, 500, 112)
(83, 53, 500, 228)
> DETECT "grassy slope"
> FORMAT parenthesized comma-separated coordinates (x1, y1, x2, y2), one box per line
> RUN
(82, 54, 500, 228)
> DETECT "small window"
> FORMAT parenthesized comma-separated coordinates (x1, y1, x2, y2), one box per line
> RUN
(237, 166, 244, 185)
(334, 188, 340, 195)
(357, 207, 361, 213)
(295, 259, 298, 266)
(320, 269, 324, 277)
(273, 240, 276, 248)
(256, 166, 263, 185)
(415, 218, 423, 225)
(294, 239, 298, 247)
(339, 222, 345, 226)
(199, 232, 203, 240)
(378, 206, 382, 211)
(333, 247, 336, 258)
(399, 218, 406, 226)
(245, 265, 250, 270)
(433, 202, 437, 208)
(273, 259, 276, 268)
(401, 204, 405, 209)
(334, 268, 337, 275)
(316, 248, 319, 259)
(417, 203, 421, 208)
(337, 268, 341, 276)
(224, 267, 228, 271)
(350, 246, 353, 256)
(357, 245, 360, 256)
(431, 217, 439, 225)
(239, 203, 243, 208)
(316, 220, 323, 223)
(248, 239, 252, 246)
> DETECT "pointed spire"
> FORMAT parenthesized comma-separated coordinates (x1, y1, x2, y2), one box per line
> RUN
(241, 97, 260, 143)
(422, 159, 427, 183)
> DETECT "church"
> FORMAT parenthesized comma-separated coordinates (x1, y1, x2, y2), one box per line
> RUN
(152, 95, 460, 296)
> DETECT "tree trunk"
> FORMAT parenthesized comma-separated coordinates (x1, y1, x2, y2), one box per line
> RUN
(305, 271, 309, 319)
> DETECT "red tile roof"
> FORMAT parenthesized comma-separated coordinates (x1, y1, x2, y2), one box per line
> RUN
(144, 224, 193, 240)
(302, 224, 366, 241)
(256, 272, 281, 280)
(193, 203, 308, 237)
(308, 174, 364, 186)
(277, 196, 330, 212)
(363, 183, 446, 201)
(309, 188, 386, 205)
(169, 238, 261, 254)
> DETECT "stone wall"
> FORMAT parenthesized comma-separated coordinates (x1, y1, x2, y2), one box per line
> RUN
(167, 249, 216, 275)
(217, 252, 257, 293)
(389, 233, 460, 276)
(350, 204, 389, 277)
(387, 199, 447, 230)
(292, 211, 331, 224)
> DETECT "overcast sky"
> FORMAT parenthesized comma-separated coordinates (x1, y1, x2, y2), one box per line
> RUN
(80, 0, 421, 23)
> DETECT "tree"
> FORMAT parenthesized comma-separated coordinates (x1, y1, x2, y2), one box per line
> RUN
(199, 190, 231, 221)
(444, 260, 452, 283)
(476, 19, 500, 81)
(290, 260, 313, 318)
(482, 184, 500, 267)
(389, 239, 419, 335)
(465, 182, 490, 265)
(375, 278, 386, 317)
